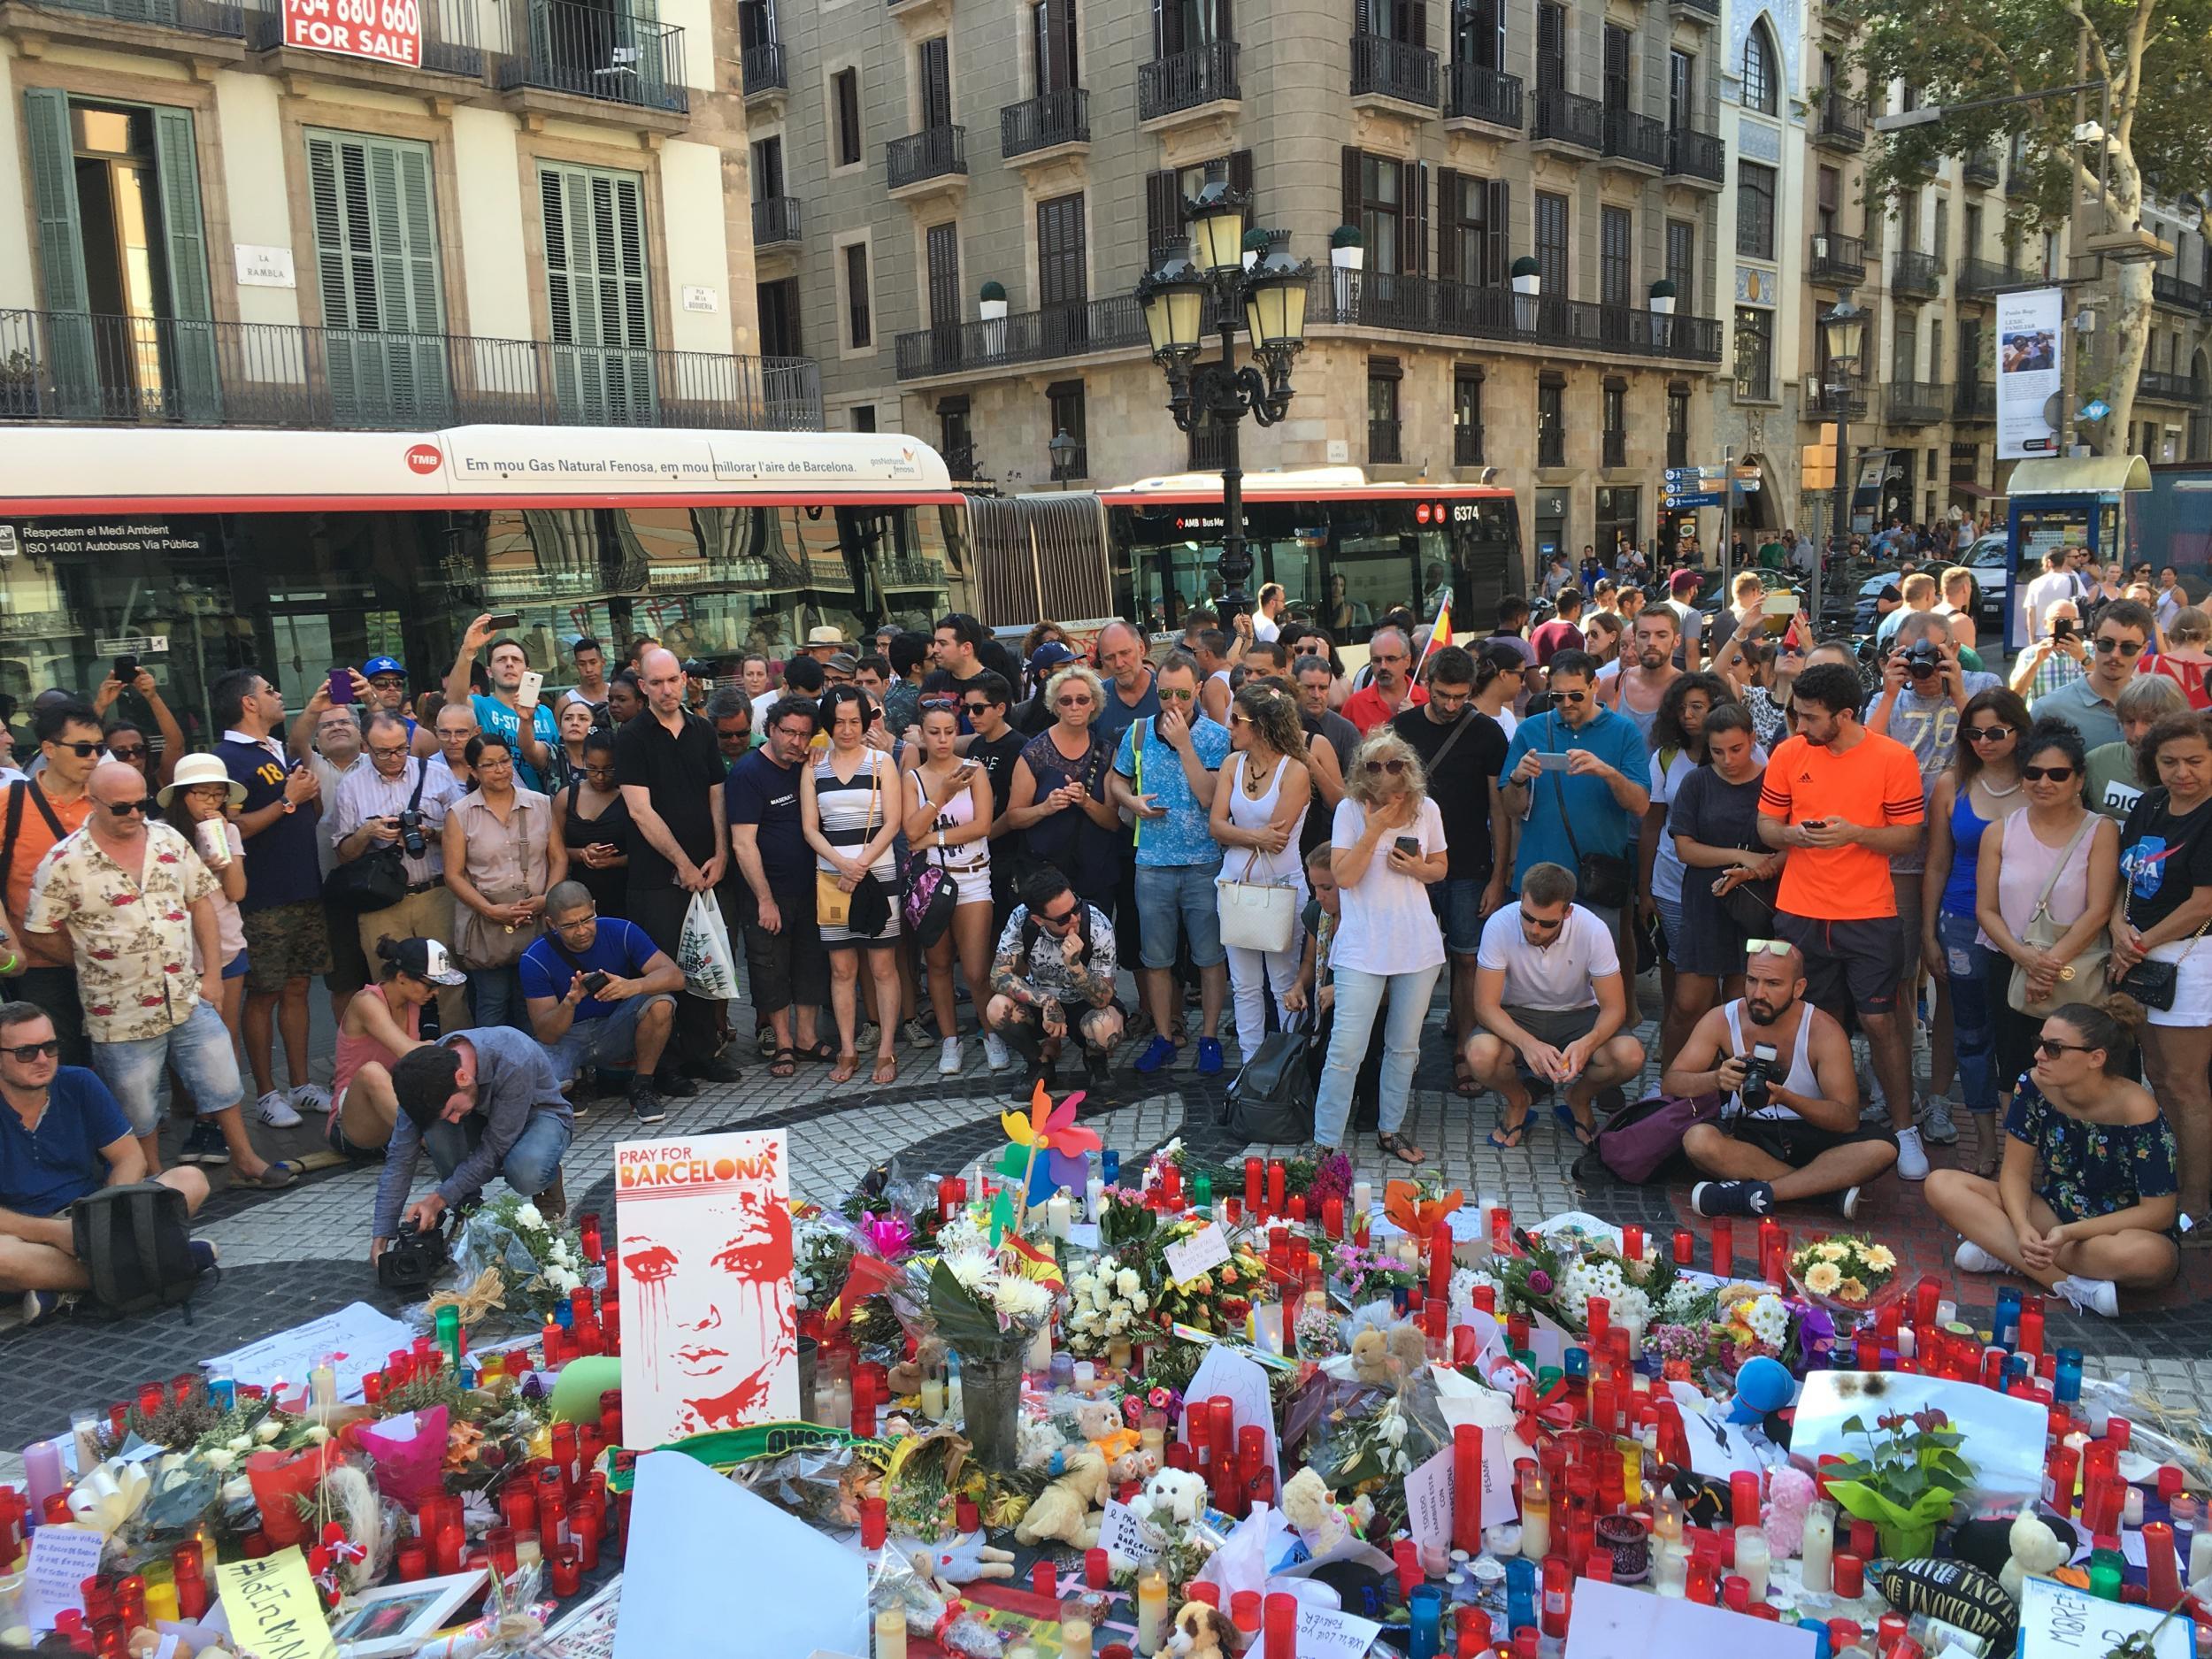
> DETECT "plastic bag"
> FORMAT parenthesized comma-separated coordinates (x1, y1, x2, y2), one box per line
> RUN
(677, 889, 740, 1001)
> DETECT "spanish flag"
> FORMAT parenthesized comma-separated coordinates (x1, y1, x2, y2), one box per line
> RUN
(1416, 588, 1454, 675)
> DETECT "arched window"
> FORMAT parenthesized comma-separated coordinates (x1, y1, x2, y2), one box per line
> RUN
(1742, 22, 1778, 115)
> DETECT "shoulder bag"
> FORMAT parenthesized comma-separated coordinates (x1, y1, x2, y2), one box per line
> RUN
(1, 780, 67, 976)
(323, 760, 426, 914)
(2007, 813, 2110, 1017)
(816, 759, 881, 932)
(1548, 717, 1633, 910)
(901, 767, 959, 949)
(1216, 752, 1318, 956)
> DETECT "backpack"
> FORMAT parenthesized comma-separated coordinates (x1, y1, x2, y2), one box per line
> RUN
(1219, 1022, 1315, 1143)
(1585, 1092, 1724, 1186)
(71, 1181, 205, 1317)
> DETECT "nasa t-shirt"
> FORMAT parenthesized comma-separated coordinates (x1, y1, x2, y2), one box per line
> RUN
(2117, 787, 2212, 933)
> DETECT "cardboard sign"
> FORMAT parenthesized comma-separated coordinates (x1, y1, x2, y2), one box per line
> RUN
(1164, 1222, 1232, 1288)
(1565, 1578, 1816, 1659)
(202, 1302, 416, 1404)
(615, 1132, 797, 1446)
(1793, 1371, 2047, 1502)
(2018, 1574, 2193, 1659)
(26, 1525, 109, 1631)
(1402, 1443, 1455, 1552)
(1097, 1499, 1162, 1564)
(213, 1548, 335, 1659)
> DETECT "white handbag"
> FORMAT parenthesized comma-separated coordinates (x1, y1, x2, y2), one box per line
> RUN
(1217, 850, 1298, 954)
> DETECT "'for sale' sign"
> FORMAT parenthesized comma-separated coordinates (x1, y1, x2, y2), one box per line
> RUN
(283, 0, 422, 67)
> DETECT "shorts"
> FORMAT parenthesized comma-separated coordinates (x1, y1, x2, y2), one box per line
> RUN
(88, 998, 242, 1137)
(1730, 1114, 1900, 1169)
(1776, 910, 1902, 1017)
(242, 900, 333, 994)
(742, 884, 831, 1013)
(1133, 862, 1226, 970)
(545, 993, 676, 1083)
(1501, 1003, 1601, 1054)
(325, 1087, 388, 1161)
(941, 858, 993, 909)
(2143, 934, 2212, 1027)
(222, 949, 250, 980)
(1431, 877, 1491, 957)
(1653, 895, 1686, 963)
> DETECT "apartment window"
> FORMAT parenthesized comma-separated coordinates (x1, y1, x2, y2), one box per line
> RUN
(1155, 0, 1232, 58)
(1537, 378, 1565, 467)
(938, 396, 972, 469)
(1453, 0, 1502, 71)
(918, 38, 953, 128)
(1667, 382, 1690, 469)
(1733, 305, 1772, 399)
(1602, 381, 1626, 468)
(926, 222, 960, 330)
(1535, 2, 1564, 94)
(1596, 486, 1640, 559)
(1928, 317, 1944, 388)
(540, 165, 652, 419)
(1037, 192, 1087, 307)
(843, 242, 872, 348)
(751, 135, 785, 200)
(1816, 164, 1839, 237)
(1440, 171, 1505, 287)
(1736, 161, 1776, 260)
(1741, 23, 1777, 115)
(739, 0, 776, 48)
(1665, 219, 1695, 313)
(1368, 358, 1402, 465)
(757, 276, 803, 356)
(1361, 153, 1403, 274)
(1669, 49, 1695, 131)
(1602, 24, 1630, 111)
(1892, 310, 1917, 385)
(1901, 188, 1921, 250)
(1534, 190, 1568, 296)
(1932, 196, 1949, 270)
(1454, 366, 1484, 465)
(1047, 380, 1087, 478)
(1963, 201, 1983, 265)
(851, 405, 877, 431)
(832, 68, 862, 165)
(1600, 205, 1632, 309)
(1032, 0, 1077, 91)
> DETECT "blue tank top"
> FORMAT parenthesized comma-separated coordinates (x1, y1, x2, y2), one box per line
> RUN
(1941, 784, 1992, 917)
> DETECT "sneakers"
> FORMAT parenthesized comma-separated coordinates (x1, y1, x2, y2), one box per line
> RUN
(684, 1054, 743, 1084)
(2055, 1274, 2119, 1319)
(254, 1089, 303, 1129)
(1195, 1037, 1224, 1077)
(655, 1070, 701, 1099)
(902, 1018, 936, 1049)
(179, 1119, 230, 1165)
(1690, 1179, 1776, 1218)
(188, 1239, 220, 1276)
(534, 1171, 568, 1224)
(982, 1031, 1012, 1072)
(289, 1082, 332, 1117)
(1894, 1124, 1930, 1182)
(1954, 1239, 2008, 1273)
(629, 1082, 666, 1125)
(19, 1288, 65, 1325)
(937, 1036, 964, 1077)
(1134, 1036, 1179, 1075)
(1834, 1186, 1863, 1220)
(1918, 1095, 1959, 1146)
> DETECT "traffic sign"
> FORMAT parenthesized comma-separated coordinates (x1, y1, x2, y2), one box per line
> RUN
(1665, 490, 1724, 508)
(2079, 399, 2111, 422)
(1665, 466, 1724, 482)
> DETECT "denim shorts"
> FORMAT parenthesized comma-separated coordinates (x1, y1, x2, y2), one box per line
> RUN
(544, 994, 674, 1083)
(1430, 877, 1490, 957)
(89, 998, 243, 1137)
(1133, 861, 1226, 970)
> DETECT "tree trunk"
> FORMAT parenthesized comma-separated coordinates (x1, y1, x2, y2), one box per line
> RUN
(2099, 153, 2149, 453)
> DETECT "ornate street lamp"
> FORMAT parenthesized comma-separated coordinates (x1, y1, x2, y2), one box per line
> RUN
(1048, 427, 1079, 487)
(1819, 296, 1869, 634)
(1135, 160, 1312, 625)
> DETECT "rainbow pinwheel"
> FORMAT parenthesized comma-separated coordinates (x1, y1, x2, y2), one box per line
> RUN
(997, 1079, 1099, 1208)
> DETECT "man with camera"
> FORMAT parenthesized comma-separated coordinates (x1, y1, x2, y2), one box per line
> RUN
(328, 712, 465, 1034)
(2031, 600, 2151, 753)
(372, 1026, 574, 1258)
(1664, 939, 1894, 1217)
(519, 882, 682, 1125)
(2010, 600, 2090, 703)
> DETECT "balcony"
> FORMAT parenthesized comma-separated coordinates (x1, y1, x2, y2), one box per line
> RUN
(1350, 32, 1440, 111)
(0, 0, 243, 58)
(1445, 60, 1522, 130)
(2154, 271, 2207, 312)
(1962, 150, 1999, 188)
(1601, 108, 1668, 173)
(1370, 417, 1402, 465)
(1809, 232, 1867, 285)
(1957, 257, 2024, 296)
(1602, 429, 1628, 469)
(1001, 87, 1088, 159)
(895, 293, 1151, 379)
(1665, 127, 1726, 186)
(751, 195, 801, 249)
(741, 39, 786, 98)
(1307, 269, 1725, 362)
(1955, 380, 1995, 421)
(497, 0, 688, 119)
(887, 125, 967, 196)
(2139, 371, 2204, 404)
(247, 0, 478, 77)
(1892, 250, 1940, 299)
(1455, 423, 1484, 466)
(0, 308, 822, 432)
(1532, 88, 1603, 153)
(1813, 93, 1866, 151)
(1139, 42, 1240, 123)
(1668, 0, 1717, 19)
(1807, 381, 1870, 421)
(1538, 426, 1566, 468)
(1886, 380, 1949, 426)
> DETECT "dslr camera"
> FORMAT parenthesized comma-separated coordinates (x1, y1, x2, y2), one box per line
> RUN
(1736, 1041, 1781, 1116)
(396, 809, 428, 860)
(376, 1214, 451, 1293)
(1901, 640, 1944, 681)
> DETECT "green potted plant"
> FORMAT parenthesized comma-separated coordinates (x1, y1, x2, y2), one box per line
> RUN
(1824, 1408, 1975, 1562)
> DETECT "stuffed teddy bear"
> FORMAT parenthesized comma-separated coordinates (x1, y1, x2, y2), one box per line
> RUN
(1281, 1466, 1360, 1557)
(2001, 1507, 2070, 1601)
(1165, 1600, 1237, 1657)
(1077, 1398, 1141, 1466)
(1350, 1322, 1430, 1387)
(1014, 1445, 1110, 1549)
(1763, 1465, 1816, 1558)
(887, 1335, 946, 1402)
(1142, 1467, 1210, 1529)
(1110, 1446, 1160, 1489)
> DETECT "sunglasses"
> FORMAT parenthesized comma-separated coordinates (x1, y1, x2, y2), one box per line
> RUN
(1038, 904, 1080, 926)
(2023, 764, 2077, 782)
(1156, 688, 1195, 703)
(1745, 938, 1794, 957)
(1555, 690, 1590, 704)
(104, 797, 149, 817)
(368, 675, 407, 689)
(1230, 711, 1255, 726)
(2035, 1036, 2095, 1057)
(1966, 726, 2015, 744)
(1055, 695, 1094, 708)
(920, 695, 960, 711)
(106, 745, 148, 762)
(964, 702, 993, 717)
(2094, 638, 2146, 656)
(48, 740, 103, 758)
(1521, 911, 1563, 932)
(1363, 757, 1408, 775)
(3, 1039, 60, 1062)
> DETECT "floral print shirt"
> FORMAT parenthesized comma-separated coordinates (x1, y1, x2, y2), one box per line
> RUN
(2003, 1076, 2177, 1225)
(26, 821, 217, 1043)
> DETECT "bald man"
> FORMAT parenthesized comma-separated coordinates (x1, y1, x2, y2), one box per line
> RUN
(1659, 939, 1893, 1219)
(613, 649, 741, 1089)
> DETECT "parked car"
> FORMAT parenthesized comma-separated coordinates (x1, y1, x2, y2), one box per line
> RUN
(1854, 535, 2010, 638)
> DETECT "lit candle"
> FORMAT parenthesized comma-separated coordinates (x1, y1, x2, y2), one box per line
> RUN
(1518, 1466, 1551, 1559)
(1801, 1500, 1835, 1595)
(1621, 1225, 1644, 1262)
(1047, 1191, 1072, 1240)
(1135, 1566, 1170, 1655)
(1735, 1526, 1770, 1601)
(1085, 1175, 1104, 1222)
(919, 1368, 946, 1418)
(1266, 1160, 1286, 1217)
(1060, 1608, 1094, 1659)
(308, 1356, 336, 1410)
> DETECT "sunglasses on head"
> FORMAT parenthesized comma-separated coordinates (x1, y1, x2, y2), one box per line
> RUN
(1745, 938, 1794, 958)
(2023, 764, 2077, 782)
(3, 1039, 60, 1063)
(1363, 757, 1408, 775)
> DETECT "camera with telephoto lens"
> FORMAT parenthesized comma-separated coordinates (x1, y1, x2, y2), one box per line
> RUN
(1901, 640, 1944, 680)
(376, 1214, 450, 1292)
(396, 809, 427, 859)
(1737, 1041, 1781, 1116)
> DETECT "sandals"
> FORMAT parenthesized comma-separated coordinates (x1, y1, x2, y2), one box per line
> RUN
(799, 1039, 838, 1064)
(1452, 1059, 1482, 1098)
(237, 1161, 302, 1190)
(769, 1048, 797, 1079)
(829, 1053, 859, 1084)
(872, 1055, 900, 1087)
(1378, 1131, 1426, 1165)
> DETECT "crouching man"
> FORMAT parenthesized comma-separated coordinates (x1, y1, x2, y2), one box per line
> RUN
(984, 865, 1124, 1101)
(521, 882, 682, 1126)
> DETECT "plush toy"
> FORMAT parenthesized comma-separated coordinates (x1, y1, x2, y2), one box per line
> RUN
(902, 1532, 1018, 1584)
(1725, 1356, 1796, 1425)
(1142, 1467, 1210, 1530)
(1078, 1398, 1141, 1466)
(1110, 1446, 1160, 1488)
(1763, 1465, 1816, 1558)
(1165, 1600, 1237, 1657)
(1014, 1446, 1111, 1549)
(1349, 1322, 1429, 1387)
(1281, 1465, 1366, 1557)
(887, 1336, 947, 1401)
(2001, 1507, 2070, 1602)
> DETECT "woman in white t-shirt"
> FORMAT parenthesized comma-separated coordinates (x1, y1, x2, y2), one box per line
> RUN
(1315, 728, 1448, 1164)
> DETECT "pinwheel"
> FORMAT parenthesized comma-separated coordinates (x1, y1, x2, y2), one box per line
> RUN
(997, 1079, 1100, 1215)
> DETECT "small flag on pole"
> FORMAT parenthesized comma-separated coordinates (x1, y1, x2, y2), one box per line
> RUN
(1416, 588, 1453, 675)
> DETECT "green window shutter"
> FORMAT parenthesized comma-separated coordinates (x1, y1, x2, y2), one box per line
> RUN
(150, 104, 219, 422)
(540, 164, 655, 424)
(308, 128, 449, 427)
(22, 87, 98, 418)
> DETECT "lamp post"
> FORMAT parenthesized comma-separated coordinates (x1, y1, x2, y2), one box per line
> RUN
(1048, 427, 1079, 488)
(1820, 297, 1868, 636)
(1135, 160, 1312, 626)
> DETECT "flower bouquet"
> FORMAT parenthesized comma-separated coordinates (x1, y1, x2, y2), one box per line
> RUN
(1065, 1256, 1150, 1358)
(1788, 1235, 1902, 1327)
(448, 1194, 589, 1324)
(925, 1237, 1056, 1470)
(1824, 1408, 1974, 1562)
(1139, 1217, 1270, 1335)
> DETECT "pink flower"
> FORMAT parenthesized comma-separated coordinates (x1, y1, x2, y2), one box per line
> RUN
(1528, 1269, 1554, 1294)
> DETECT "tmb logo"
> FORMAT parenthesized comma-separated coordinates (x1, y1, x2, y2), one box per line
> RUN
(404, 443, 442, 475)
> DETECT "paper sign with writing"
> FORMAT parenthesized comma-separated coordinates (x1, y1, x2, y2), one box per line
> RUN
(1164, 1222, 1232, 1288)
(1179, 1343, 1280, 1480)
(1432, 1392, 1534, 1527)
(1096, 1499, 1161, 1564)
(26, 1525, 109, 1631)
(615, 1131, 796, 1446)
(202, 1302, 417, 1404)
(214, 1548, 336, 1659)
(2020, 1575, 2191, 1659)
(1294, 1602, 1384, 1659)
(1565, 1578, 1815, 1659)
(1793, 1372, 2046, 1502)
(1664, 1380, 1783, 1479)
(1402, 1443, 1454, 1552)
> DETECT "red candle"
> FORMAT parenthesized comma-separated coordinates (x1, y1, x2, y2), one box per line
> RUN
(1622, 1225, 1643, 1263)
(488, 1526, 518, 1578)
(434, 1524, 464, 1576)
(1244, 1157, 1263, 1216)
(2143, 1521, 2181, 1608)
(500, 1483, 538, 1536)
(2047, 1445, 2079, 1514)
(1188, 1583, 1220, 1608)
(1761, 1225, 1790, 1285)
(1087, 1548, 1110, 1589)
(1474, 1284, 1496, 1315)
(1673, 1227, 1694, 1265)
(1394, 1538, 1421, 1600)
(551, 1548, 582, 1597)
(1209, 1395, 1235, 1463)
(1458, 1609, 1494, 1657)
(1724, 1575, 1750, 1612)
(1731, 1471, 1762, 1529)
(1323, 1196, 1344, 1240)
(937, 1177, 961, 1220)
(135, 1384, 163, 1420)
(1288, 1194, 1307, 1224)
(2019, 1303, 2045, 1357)
(1453, 1323, 1479, 1366)
(1833, 1553, 1865, 1599)
(1847, 1518, 1875, 1563)
(1489, 1204, 1515, 1254)
(1541, 1555, 1572, 1637)
(1032, 1560, 1057, 1599)
(1430, 1217, 1455, 1300)
(570, 1502, 602, 1571)
(851, 1369, 877, 1440)
(860, 1497, 887, 1550)
(1710, 1218, 1732, 1274)
(578, 1210, 603, 1264)
(1913, 1275, 1942, 1327)
(1264, 1594, 1299, 1659)
(1453, 1425, 1485, 1555)
(1588, 1548, 1615, 1585)
(1162, 1162, 1183, 1207)
(2108, 1416, 2132, 1451)
(1425, 1297, 1448, 1346)
(1266, 1160, 1286, 1217)
(396, 1543, 426, 1583)
(1857, 1332, 1882, 1371)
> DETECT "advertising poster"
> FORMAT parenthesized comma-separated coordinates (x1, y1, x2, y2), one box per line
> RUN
(1997, 286, 2064, 460)
(615, 1131, 796, 1446)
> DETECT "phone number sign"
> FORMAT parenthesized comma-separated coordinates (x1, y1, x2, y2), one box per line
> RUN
(282, 0, 421, 67)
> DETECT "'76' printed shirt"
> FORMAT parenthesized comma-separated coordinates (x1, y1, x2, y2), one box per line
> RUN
(27, 821, 217, 1042)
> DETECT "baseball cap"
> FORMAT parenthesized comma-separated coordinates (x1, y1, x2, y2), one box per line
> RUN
(1028, 640, 1077, 674)
(383, 936, 468, 986)
(1669, 570, 1701, 596)
(363, 656, 406, 680)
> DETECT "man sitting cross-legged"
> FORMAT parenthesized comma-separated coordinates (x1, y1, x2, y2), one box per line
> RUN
(1663, 937, 1897, 1219)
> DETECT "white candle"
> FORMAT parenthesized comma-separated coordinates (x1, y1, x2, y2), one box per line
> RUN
(1801, 1500, 1836, 1594)
(1047, 1192, 1072, 1240)
(1735, 1526, 1770, 1601)
(1353, 1180, 1373, 1217)
(2123, 1486, 2146, 1527)
(1086, 1176, 1105, 1221)
(919, 1372, 946, 1417)
(308, 1361, 336, 1409)
(1935, 1298, 1957, 1326)
(2190, 1528, 2212, 1586)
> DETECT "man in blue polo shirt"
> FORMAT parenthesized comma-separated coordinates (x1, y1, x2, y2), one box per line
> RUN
(520, 882, 683, 1125)
(0, 1001, 210, 1318)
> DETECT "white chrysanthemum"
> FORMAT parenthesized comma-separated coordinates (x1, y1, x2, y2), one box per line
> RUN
(994, 1277, 1052, 1321)
(512, 1202, 545, 1232)
(1130, 1290, 1148, 1313)
(1743, 1294, 1790, 1348)
(1117, 1267, 1141, 1297)
(946, 1250, 993, 1293)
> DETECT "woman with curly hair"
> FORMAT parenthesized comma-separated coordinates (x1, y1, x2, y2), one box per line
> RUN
(1209, 679, 1313, 1064)
(1005, 663, 1122, 916)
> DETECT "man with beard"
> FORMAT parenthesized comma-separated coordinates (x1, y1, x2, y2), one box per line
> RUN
(1603, 607, 1682, 748)
(1662, 939, 1894, 1218)
(1341, 627, 1428, 734)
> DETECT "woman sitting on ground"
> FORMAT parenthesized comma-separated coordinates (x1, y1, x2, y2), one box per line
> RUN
(326, 936, 456, 1159)
(1925, 999, 2179, 1319)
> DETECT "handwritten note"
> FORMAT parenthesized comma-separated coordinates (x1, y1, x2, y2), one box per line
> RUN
(1096, 1499, 1162, 1565)
(213, 1548, 335, 1659)
(202, 1302, 416, 1404)
(1402, 1444, 1455, 1552)
(26, 1525, 110, 1631)
(1294, 1602, 1385, 1658)
(1566, 1578, 1814, 1659)
(2020, 1575, 2192, 1659)
(1164, 1222, 1232, 1288)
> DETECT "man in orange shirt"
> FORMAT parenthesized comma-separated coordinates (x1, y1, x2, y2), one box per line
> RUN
(1756, 662, 1933, 1180)
(0, 701, 104, 1064)
(1341, 628, 1428, 734)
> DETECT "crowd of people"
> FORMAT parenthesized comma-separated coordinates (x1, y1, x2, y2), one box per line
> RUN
(1, 561, 2203, 1320)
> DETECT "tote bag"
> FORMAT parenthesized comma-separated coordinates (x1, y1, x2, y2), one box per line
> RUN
(1217, 850, 1298, 953)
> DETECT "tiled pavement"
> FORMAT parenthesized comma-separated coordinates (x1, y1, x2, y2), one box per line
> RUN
(5, 976, 2208, 1466)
